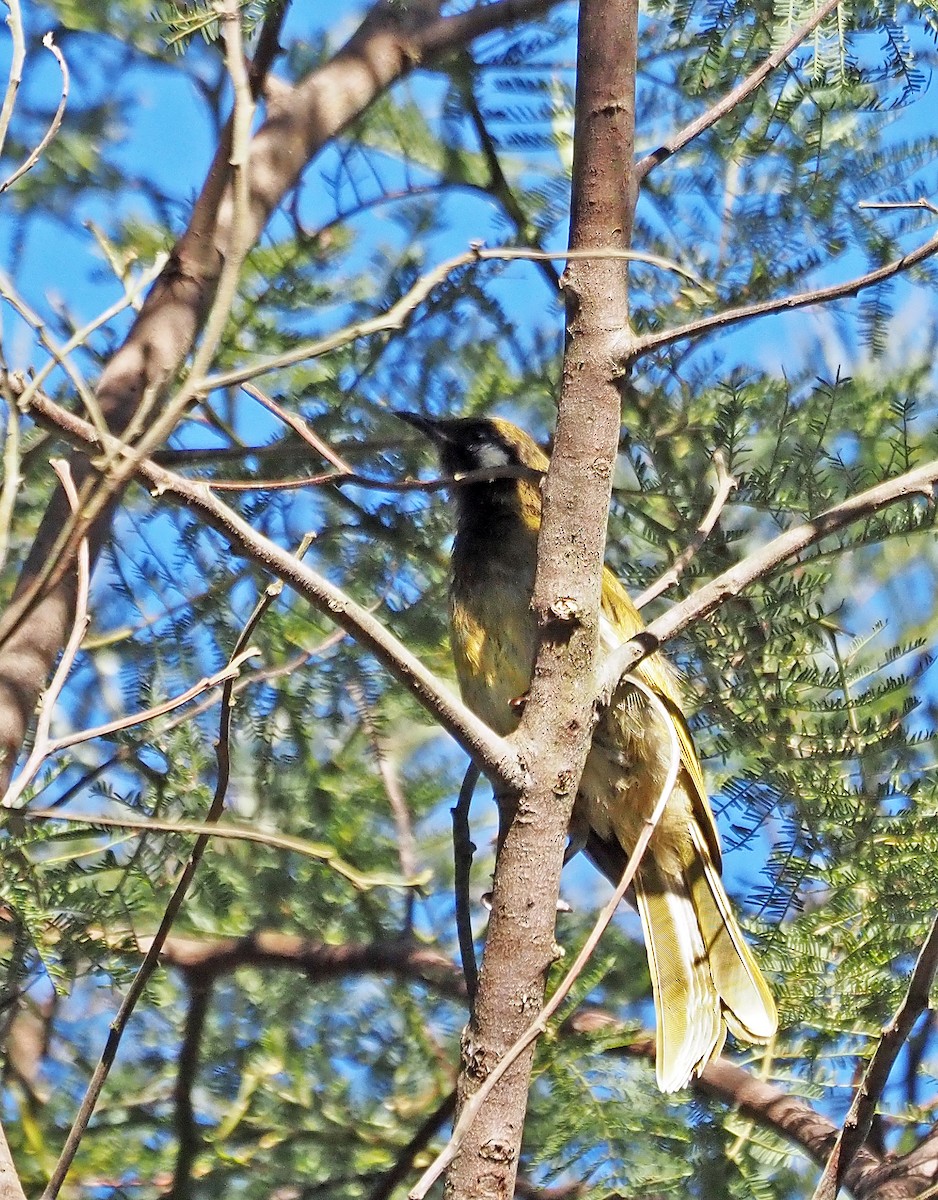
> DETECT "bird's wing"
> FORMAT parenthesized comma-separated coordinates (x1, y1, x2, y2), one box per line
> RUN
(599, 566, 723, 871)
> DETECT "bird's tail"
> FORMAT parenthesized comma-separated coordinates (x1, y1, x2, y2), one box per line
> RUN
(634, 834, 776, 1092)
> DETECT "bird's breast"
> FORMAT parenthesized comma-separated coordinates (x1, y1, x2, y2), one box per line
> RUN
(449, 533, 538, 737)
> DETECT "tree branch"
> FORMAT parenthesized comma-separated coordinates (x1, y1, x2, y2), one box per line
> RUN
(20, 389, 523, 794)
(599, 457, 938, 703)
(627, 226, 938, 364)
(40, 574, 284, 1200)
(635, 0, 843, 180)
(440, 0, 641, 1194)
(811, 914, 938, 1200)
(632, 450, 736, 610)
(0, 0, 559, 788)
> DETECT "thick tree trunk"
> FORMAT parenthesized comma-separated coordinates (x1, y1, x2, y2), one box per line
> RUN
(442, 1, 639, 1196)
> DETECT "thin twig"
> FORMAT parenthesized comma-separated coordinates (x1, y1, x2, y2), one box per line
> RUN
(409, 675, 680, 1200)
(599, 453, 938, 704)
(350, 676, 421, 931)
(0, 31, 69, 193)
(6, 254, 168, 436)
(51, 653, 255, 755)
(39, 577, 281, 1200)
(0, 269, 109, 438)
(629, 225, 938, 363)
(0, 0, 25, 163)
(23, 807, 420, 890)
(633, 450, 736, 609)
(452, 762, 481, 1003)
(456, 56, 560, 291)
(205, 462, 542, 493)
(198, 244, 701, 394)
(170, 978, 213, 1200)
(0, 396, 20, 572)
(2, 652, 256, 810)
(242, 382, 354, 471)
(635, 0, 843, 179)
(1, 460, 89, 809)
(810, 914, 938, 1200)
(858, 198, 938, 216)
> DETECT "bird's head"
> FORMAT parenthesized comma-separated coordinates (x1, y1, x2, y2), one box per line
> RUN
(394, 412, 549, 478)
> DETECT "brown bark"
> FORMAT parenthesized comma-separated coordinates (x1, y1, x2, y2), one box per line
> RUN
(441, 1, 639, 1196)
(0, 0, 556, 788)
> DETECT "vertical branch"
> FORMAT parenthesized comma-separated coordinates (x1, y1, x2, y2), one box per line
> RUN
(0, 0, 25, 161)
(170, 978, 214, 1200)
(350, 674, 421, 933)
(441, 1, 638, 1198)
(452, 762, 480, 1002)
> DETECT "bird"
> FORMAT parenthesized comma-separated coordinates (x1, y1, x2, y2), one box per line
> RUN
(396, 410, 777, 1092)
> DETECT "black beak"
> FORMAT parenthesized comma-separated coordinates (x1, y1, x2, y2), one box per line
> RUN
(394, 410, 445, 444)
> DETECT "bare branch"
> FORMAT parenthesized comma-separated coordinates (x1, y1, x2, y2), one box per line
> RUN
(1, 460, 89, 809)
(25, 797, 422, 889)
(599, 456, 938, 703)
(350, 675, 422, 928)
(242, 383, 354, 471)
(439, 0, 642, 1192)
(171, 978, 213, 1200)
(20, 389, 523, 794)
(628, 226, 938, 363)
(0, 0, 25, 163)
(633, 450, 737, 609)
(0, 395, 20, 572)
(0, 31, 69, 193)
(45, 652, 255, 755)
(205, 460, 543, 493)
(199, 245, 698, 394)
(858, 198, 938, 216)
(39, 570, 282, 1200)
(811, 915, 938, 1200)
(635, 0, 842, 179)
(137, 932, 469, 1004)
(452, 761, 481, 1002)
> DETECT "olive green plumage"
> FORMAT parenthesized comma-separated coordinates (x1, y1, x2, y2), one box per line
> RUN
(398, 412, 777, 1092)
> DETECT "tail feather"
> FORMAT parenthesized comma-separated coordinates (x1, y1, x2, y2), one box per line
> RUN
(634, 836, 777, 1092)
(634, 863, 726, 1092)
(687, 822, 778, 1043)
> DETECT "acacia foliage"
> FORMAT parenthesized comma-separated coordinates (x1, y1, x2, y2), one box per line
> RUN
(3, 0, 938, 1196)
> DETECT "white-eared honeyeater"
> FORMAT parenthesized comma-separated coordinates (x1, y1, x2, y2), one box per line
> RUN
(398, 411, 777, 1092)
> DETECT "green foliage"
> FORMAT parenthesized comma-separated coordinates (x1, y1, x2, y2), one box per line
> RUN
(3, 0, 938, 1196)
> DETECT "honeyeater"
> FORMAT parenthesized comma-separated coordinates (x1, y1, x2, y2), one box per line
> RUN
(398, 411, 777, 1092)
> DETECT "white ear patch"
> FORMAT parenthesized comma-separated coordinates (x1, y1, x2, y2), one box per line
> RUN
(473, 442, 512, 469)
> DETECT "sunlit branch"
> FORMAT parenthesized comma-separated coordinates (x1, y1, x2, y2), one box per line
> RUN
(635, 0, 843, 179)
(0, 31, 68, 193)
(627, 227, 938, 363)
(633, 450, 736, 609)
(811, 915, 938, 1200)
(22, 388, 523, 794)
(1, 461, 89, 810)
